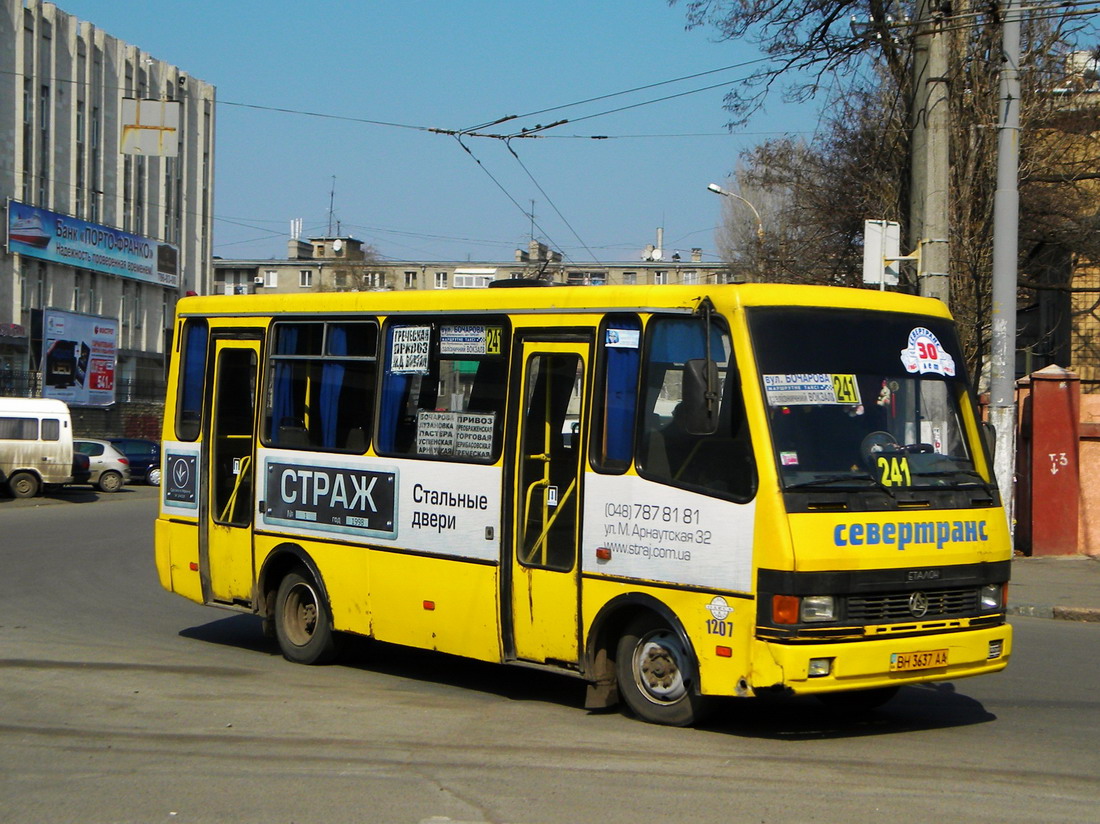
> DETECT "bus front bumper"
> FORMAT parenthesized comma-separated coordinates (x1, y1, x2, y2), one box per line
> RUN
(751, 623, 1012, 695)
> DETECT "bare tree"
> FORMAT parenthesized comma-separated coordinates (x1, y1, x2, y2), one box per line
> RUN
(679, 0, 1100, 378)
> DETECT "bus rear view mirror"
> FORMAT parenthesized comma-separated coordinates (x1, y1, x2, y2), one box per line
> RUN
(682, 358, 719, 435)
(981, 421, 996, 463)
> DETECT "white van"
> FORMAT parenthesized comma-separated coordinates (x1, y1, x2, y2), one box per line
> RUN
(0, 398, 75, 498)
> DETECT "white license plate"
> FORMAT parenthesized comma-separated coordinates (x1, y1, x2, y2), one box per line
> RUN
(890, 648, 948, 672)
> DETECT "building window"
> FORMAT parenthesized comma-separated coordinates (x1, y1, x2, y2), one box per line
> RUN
(264, 270, 278, 288)
(622, 272, 637, 285)
(364, 271, 385, 289)
(653, 271, 667, 285)
(435, 271, 448, 289)
(404, 271, 418, 289)
(454, 274, 492, 289)
(89, 107, 101, 222)
(122, 281, 133, 329)
(682, 270, 698, 285)
(73, 272, 84, 312)
(299, 269, 313, 288)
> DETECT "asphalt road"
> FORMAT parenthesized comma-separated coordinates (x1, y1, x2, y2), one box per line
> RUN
(2, 486, 1098, 823)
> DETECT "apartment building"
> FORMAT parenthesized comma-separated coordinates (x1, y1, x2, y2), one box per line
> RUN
(0, 0, 215, 395)
(215, 237, 738, 297)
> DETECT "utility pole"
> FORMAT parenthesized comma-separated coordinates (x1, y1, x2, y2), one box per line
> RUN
(990, 0, 1021, 538)
(910, 0, 951, 305)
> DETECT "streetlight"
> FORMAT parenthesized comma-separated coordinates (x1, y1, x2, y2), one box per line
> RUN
(707, 183, 765, 279)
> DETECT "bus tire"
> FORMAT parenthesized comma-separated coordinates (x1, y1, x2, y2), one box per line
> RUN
(616, 614, 705, 726)
(8, 471, 40, 499)
(97, 470, 124, 493)
(817, 686, 899, 713)
(274, 570, 340, 665)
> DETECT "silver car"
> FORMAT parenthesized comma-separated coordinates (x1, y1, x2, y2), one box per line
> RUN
(73, 438, 131, 493)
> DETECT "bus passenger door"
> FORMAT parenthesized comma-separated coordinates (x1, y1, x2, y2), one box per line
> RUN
(202, 337, 261, 605)
(507, 339, 589, 665)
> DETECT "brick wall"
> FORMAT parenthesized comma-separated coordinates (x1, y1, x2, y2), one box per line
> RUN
(70, 401, 164, 440)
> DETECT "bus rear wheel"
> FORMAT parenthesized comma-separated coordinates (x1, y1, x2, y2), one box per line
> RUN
(274, 570, 340, 665)
(8, 471, 39, 499)
(616, 614, 705, 726)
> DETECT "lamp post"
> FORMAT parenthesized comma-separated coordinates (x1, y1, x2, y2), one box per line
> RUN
(707, 183, 765, 280)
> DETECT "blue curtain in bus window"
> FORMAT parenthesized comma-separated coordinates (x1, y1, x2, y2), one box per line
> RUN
(648, 317, 726, 364)
(272, 326, 299, 445)
(604, 318, 640, 464)
(178, 320, 208, 441)
(180, 322, 208, 416)
(378, 326, 413, 453)
(319, 325, 346, 448)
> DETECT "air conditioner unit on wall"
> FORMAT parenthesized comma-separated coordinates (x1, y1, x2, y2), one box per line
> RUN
(254, 276, 265, 285)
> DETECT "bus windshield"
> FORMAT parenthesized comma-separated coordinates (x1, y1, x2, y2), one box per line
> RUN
(748, 307, 989, 493)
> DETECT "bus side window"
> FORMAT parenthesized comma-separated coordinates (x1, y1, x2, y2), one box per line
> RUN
(176, 318, 208, 442)
(637, 316, 755, 502)
(591, 314, 640, 473)
(377, 320, 509, 463)
(264, 320, 377, 453)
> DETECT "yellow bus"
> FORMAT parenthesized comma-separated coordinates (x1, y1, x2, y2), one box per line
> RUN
(154, 283, 1011, 725)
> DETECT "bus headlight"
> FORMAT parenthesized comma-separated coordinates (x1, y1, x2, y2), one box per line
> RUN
(980, 583, 1003, 611)
(800, 595, 837, 623)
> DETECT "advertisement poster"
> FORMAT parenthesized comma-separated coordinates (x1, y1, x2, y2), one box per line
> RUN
(7, 199, 179, 288)
(41, 308, 117, 407)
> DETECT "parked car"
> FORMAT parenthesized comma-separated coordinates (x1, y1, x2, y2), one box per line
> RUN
(73, 438, 131, 493)
(109, 438, 161, 486)
(70, 452, 91, 486)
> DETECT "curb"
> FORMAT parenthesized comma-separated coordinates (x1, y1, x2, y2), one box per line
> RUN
(1008, 604, 1100, 622)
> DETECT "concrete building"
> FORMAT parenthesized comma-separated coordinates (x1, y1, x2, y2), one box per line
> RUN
(0, 0, 215, 396)
(215, 237, 738, 297)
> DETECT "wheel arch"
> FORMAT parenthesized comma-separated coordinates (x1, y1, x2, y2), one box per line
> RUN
(584, 593, 701, 695)
(256, 543, 334, 627)
(5, 468, 43, 496)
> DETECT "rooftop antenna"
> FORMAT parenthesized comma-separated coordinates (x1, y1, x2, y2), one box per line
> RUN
(327, 175, 336, 237)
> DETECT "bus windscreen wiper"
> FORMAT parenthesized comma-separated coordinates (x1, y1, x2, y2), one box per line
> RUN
(785, 473, 878, 489)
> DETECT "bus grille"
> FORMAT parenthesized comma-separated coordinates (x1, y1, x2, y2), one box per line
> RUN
(847, 588, 979, 621)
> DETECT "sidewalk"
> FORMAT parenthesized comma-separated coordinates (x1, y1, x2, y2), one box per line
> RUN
(1008, 554, 1100, 622)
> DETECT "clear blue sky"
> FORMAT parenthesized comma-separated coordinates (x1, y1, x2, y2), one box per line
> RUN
(60, 0, 819, 264)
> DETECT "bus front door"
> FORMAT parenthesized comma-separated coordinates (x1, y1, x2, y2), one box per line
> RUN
(508, 340, 589, 665)
(202, 337, 261, 605)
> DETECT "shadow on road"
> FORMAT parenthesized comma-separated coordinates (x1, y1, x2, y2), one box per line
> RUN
(696, 682, 996, 740)
(0, 484, 156, 506)
(178, 612, 994, 737)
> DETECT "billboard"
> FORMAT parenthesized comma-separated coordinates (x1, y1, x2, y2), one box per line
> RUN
(120, 98, 180, 157)
(41, 308, 117, 407)
(7, 200, 179, 288)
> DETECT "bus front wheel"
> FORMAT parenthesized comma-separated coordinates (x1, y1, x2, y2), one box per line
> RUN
(616, 614, 705, 726)
(274, 570, 340, 665)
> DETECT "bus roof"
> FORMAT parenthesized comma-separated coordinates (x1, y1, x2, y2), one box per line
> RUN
(176, 283, 953, 321)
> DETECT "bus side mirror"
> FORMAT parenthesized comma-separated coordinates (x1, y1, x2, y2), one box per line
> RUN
(682, 358, 720, 435)
(982, 421, 996, 462)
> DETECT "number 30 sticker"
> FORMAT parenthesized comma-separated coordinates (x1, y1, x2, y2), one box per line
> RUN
(900, 327, 956, 376)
